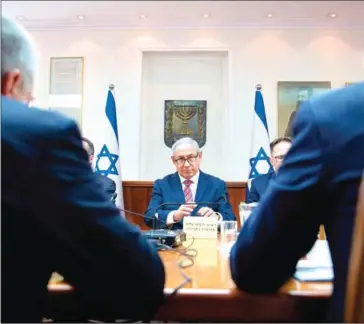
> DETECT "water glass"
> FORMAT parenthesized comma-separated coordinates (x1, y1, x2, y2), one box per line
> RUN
(221, 221, 238, 244)
(239, 202, 258, 227)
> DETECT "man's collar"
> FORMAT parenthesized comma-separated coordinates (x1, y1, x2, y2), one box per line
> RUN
(178, 170, 200, 184)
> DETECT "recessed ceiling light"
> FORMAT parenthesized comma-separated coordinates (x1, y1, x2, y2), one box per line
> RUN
(16, 15, 25, 20)
(266, 13, 273, 18)
(77, 15, 84, 20)
(328, 13, 337, 18)
(139, 14, 147, 19)
(203, 13, 210, 18)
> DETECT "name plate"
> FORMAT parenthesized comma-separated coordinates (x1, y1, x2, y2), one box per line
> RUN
(183, 216, 218, 239)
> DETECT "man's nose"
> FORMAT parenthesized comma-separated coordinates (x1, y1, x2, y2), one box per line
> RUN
(183, 160, 191, 166)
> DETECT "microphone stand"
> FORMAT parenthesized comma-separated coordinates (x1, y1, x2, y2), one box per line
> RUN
(119, 194, 228, 247)
(151, 195, 228, 233)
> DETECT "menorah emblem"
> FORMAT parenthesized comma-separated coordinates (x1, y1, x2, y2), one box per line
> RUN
(164, 100, 207, 148)
(174, 105, 197, 135)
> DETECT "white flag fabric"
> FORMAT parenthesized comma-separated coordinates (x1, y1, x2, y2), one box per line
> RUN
(95, 88, 124, 214)
(247, 88, 273, 182)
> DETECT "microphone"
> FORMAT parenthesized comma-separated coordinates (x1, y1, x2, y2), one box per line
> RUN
(118, 207, 185, 248)
(118, 207, 169, 229)
(152, 194, 228, 231)
(119, 195, 229, 247)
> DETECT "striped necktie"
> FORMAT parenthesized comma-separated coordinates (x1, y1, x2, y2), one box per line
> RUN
(183, 179, 193, 203)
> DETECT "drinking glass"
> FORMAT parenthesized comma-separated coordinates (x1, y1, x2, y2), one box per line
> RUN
(221, 221, 238, 244)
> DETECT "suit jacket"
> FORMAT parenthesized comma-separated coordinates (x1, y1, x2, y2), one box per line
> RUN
(144, 171, 236, 230)
(230, 82, 364, 322)
(94, 173, 117, 203)
(1, 96, 165, 322)
(246, 172, 275, 203)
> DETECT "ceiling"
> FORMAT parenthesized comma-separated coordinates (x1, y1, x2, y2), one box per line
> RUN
(2, 1, 364, 31)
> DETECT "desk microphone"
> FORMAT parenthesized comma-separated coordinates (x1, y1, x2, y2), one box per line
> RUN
(120, 195, 228, 247)
(118, 207, 175, 249)
(118, 207, 168, 229)
(152, 194, 228, 229)
(151, 194, 228, 235)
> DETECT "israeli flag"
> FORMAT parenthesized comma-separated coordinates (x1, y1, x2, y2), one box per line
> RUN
(95, 86, 124, 213)
(247, 86, 273, 196)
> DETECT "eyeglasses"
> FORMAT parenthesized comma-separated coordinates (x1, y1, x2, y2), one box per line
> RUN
(273, 154, 286, 161)
(174, 153, 199, 166)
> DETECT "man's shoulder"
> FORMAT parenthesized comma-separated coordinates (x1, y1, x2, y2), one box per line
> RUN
(2, 96, 77, 141)
(155, 171, 226, 185)
(154, 172, 178, 184)
(95, 173, 115, 184)
(251, 172, 273, 186)
(295, 83, 364, 167)
(199, 171, 226, 185)
(94, 174, 116, 193)
(301, 83, 364, 134)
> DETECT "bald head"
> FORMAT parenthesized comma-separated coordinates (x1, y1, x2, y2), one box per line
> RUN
(1, 14, 37, 104)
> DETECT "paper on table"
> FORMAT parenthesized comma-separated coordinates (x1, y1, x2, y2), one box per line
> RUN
(218, 241, 236, 256)
(294, 240, 334, 282)
(305, 240, 332, 264)
(294, 267, 334, 282)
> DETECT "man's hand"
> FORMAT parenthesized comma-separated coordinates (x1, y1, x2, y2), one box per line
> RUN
(197, 207, 215, 217)
(173, 204, 197, 222)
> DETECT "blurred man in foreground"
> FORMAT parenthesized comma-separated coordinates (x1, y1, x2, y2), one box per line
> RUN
(247, 137, 292, 203)
(145, 137, 235, 230)
(2, 14, 165, 322)
(230, 82, 364, 322)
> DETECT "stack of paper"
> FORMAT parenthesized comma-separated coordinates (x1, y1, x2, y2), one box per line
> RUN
(294, 259, 333, 281)
(294, 240, 334, 282)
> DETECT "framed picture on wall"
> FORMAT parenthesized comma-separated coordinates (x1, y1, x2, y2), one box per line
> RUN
(277, 81, 331, 137)
(345, 82, 361, 86)
(49, 57, 84, 128)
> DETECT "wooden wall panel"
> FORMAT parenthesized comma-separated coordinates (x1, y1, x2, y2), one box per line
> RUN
(122, 181, 247, 230)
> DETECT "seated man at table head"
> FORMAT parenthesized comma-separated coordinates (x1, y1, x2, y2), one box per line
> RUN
(246, 137, 292, 203)
(82, 136, 117, 203)
(144, 137, 235, 230)
(230, 82, 364, 322)
(2, 14, 165, 322)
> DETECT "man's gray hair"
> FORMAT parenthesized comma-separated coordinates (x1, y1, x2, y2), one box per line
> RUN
(1, 14, 38, 91)
(171, 137, 200, 155)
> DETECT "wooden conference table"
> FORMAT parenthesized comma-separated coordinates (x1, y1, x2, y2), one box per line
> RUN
(48, 238, 332, 322)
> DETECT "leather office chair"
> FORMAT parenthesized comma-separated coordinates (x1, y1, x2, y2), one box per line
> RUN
(345, 175, 364, 323)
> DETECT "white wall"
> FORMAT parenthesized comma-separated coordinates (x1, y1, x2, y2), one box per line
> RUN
(30, 28, 364, 180)
(140, 51, 229, 180)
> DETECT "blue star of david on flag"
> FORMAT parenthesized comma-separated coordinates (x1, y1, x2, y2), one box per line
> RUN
(95, 144, 119, 177)
(249, 147, 273, 179)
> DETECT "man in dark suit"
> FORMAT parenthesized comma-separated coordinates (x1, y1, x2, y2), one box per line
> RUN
(246, 137, 292, 203)
(82, 137, 117, 203)
(230, 82, 364, 322)
(144, 137, 235, 230)
(2, 15, 165, 322)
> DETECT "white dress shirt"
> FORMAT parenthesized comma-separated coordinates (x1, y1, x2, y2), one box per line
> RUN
(179, 171, 200, 201)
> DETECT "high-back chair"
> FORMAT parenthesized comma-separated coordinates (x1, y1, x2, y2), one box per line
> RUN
(345, 175, 364, 323)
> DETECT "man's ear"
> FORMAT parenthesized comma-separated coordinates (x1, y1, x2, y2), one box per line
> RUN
(89, 155, 95, 165)
(1, 70, 21, 97)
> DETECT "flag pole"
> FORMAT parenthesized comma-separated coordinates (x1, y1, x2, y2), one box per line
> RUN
(256, 84, 262, 91)
(109, 83, 115, 92)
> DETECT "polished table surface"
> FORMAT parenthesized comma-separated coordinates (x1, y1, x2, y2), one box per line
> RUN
(48, 237, 332, 321)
